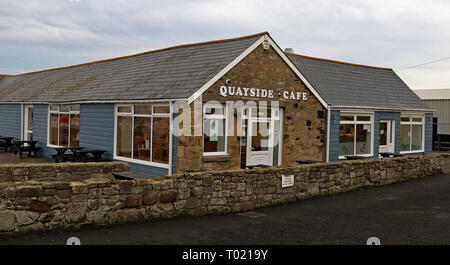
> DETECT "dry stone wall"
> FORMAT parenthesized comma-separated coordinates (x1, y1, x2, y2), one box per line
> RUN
(0, 162, 129, 183)
(0, 154, 445, 236)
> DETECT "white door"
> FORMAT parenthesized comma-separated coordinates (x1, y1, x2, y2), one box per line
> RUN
(379, 120, 395, 153)
(24, 105, 33, 141)
(246, 119, 272, 167)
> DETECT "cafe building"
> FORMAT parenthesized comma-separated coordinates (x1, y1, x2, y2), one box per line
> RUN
(0, 32, 433, 176)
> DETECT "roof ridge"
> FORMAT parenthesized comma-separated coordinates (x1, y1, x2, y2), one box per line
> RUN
(286, 52, 392, 71)
(13, 32, 268, 77)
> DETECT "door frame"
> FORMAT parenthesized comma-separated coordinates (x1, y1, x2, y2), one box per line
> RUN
(379, 119, 395, 153)
(23, 105, 33, 141)
(245, 107, 283, 167)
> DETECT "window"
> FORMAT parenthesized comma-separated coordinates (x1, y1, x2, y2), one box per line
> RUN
(400, 115, 424, 152)
(115, 104, 170, 166)
(203, 104, 226, 155)
(48, 105, 80, 147)
(339, 114, 373, 157)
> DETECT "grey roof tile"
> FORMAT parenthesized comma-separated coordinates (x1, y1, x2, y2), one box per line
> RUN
(287, 54, 430, 110)
(0, 33, 264, 103)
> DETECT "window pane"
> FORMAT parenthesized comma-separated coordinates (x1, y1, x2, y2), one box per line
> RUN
(339, 124, 354, 156)
(152, 117, 170, 164)
(340, 115, 354, 121)
(50, 105, 59, 111)
(59, 114, 69, 147)
(204, 118, 225, 153)
(400, 124, 411, 151)
(401, 117, 410, 122)
(153, 105, 170, 114)
(412, 117, 422, 123)
(411, 124, 423, 151)
(27, 107, 33, 131)
(356, 124, 371, 155)
(134, 104, 152, 115)
(70, 114, 80, 147)
(117, 116, 132, 158)
(133, 117, 152, 161)
(50, 113, 59, 145)
(118, 106, 132, 113)
(272, 119, 280, 166)
(379, 122, 387, 146)
(251, 121, 270, 151)
(357, 116, 370, 122)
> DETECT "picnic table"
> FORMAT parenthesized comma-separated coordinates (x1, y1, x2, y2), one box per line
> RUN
(73, 149, 107, 162)
(51, 146, 107, 162)
(0, 136, 15, 152)
(13, 140, 41, 158)
(51, 146, 84, 163)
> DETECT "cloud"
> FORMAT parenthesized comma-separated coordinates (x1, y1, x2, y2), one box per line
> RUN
(0, 0, 449, 89)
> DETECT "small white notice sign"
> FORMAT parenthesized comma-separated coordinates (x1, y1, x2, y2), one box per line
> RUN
(282, 175, 294, 188)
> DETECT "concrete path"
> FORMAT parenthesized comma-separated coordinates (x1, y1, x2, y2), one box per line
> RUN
(1, 173, 449, 245)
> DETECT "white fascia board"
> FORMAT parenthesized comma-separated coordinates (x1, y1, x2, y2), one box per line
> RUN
(187, 36, 266, 105)
(0, 98, 188, 105)
(332, 105, 433, 112)
(266, 36, 328, 109)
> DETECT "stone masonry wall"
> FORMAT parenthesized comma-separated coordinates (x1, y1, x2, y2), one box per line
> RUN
(176, 44, 326, 173)
(0, 154, 445, 236)
(0, 162, 130, 183)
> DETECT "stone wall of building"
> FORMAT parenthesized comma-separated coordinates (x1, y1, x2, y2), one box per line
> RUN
(176, 44, 327, 173)
(0, 162, 129, 183)
(0, 154, 444, 236)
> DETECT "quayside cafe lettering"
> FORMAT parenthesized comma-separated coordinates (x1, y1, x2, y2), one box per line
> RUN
(219, 86, 308, 101)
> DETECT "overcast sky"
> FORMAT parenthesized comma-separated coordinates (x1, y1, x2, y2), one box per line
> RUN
(1, 0, 449, 89)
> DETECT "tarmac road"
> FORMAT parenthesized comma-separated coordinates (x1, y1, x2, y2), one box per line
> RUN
(1, 173, 449, 245)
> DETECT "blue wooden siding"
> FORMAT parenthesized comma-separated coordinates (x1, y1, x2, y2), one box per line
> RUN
(79, 104, 169, 176)
(0, 104, 21, 139)
(79, 104, 115, 160)
(328, 110, 340, 162)
(425, 113, 433, 154)
(171, 103, 178, 174)
(128, 163, 168, 176)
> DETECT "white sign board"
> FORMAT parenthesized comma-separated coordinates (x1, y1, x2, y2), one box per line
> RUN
(281, 175, 294, 188)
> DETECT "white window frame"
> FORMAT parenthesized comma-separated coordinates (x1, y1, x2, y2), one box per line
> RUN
(399, 114, 425, 154)
(203, 103, 228, 156)
(339, 112, 374, 159)
(114, 104, 171, 169)
(47, 105, 80, 148)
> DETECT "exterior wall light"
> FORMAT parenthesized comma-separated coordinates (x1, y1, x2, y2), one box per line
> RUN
(262, 40, 270, 50)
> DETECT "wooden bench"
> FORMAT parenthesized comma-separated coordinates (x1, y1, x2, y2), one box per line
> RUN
(379, 152, 404, 158)
(0, 136, 14, 152)
(344, 155, 370, 160)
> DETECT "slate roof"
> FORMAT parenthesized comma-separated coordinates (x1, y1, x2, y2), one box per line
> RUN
(0, 33, 265, 103)
(414, 89, 450, 100)
(287, 53, 431, 111)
